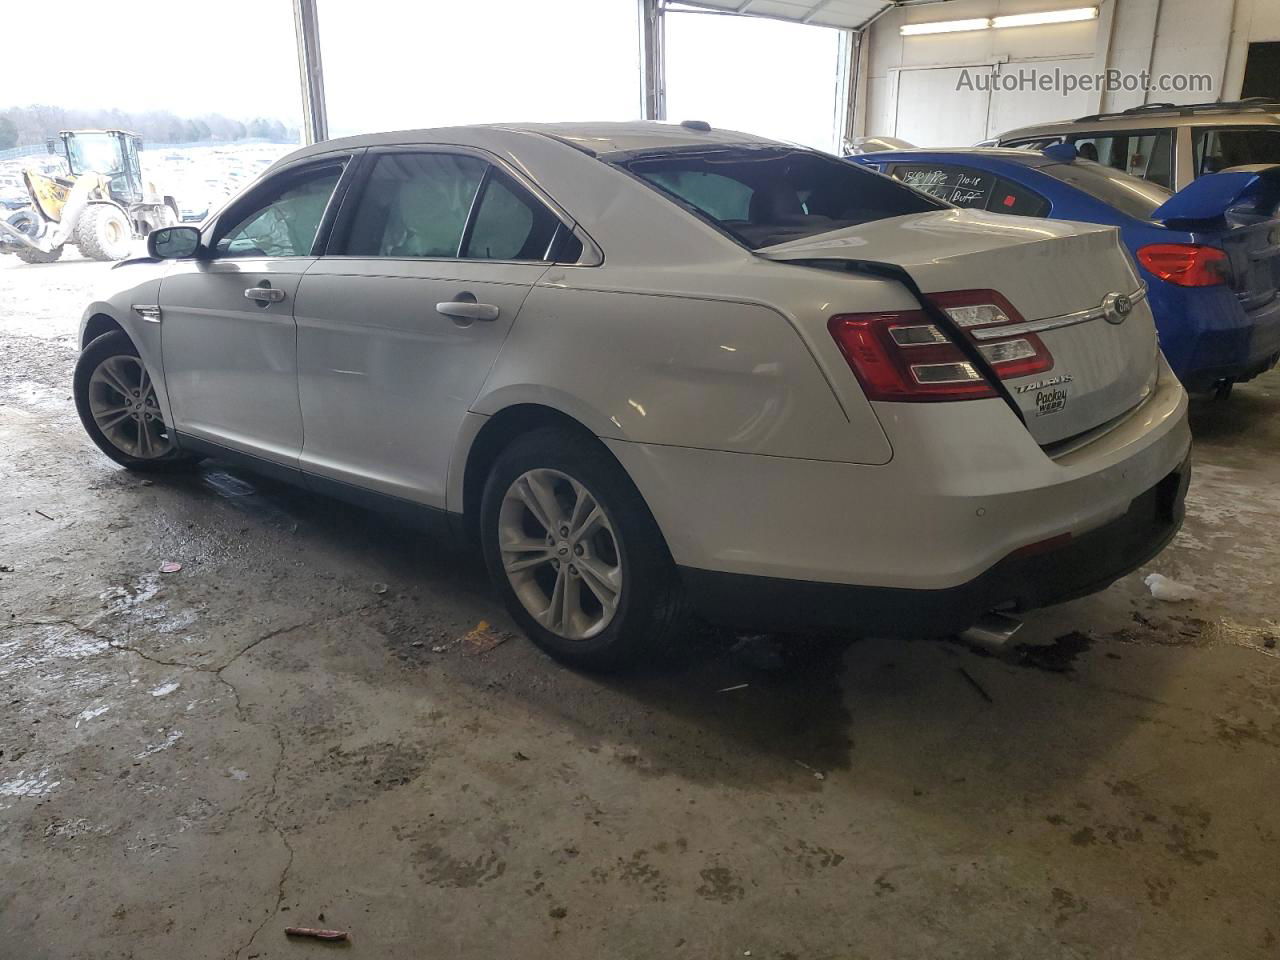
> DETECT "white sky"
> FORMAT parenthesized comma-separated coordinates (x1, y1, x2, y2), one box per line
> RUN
(3, 0, 839, 150)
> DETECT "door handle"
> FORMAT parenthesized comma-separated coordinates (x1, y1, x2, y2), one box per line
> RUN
(244, 286, 286, 303)
(436, 300, 499, 322)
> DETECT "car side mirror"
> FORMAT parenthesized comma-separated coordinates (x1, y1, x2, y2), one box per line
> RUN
(148, 226, 202, 259)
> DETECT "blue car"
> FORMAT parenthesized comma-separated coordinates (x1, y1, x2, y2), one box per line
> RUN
(849, 146, 1280, 395)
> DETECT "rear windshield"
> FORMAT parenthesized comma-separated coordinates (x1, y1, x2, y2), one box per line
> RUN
(612, 147, 947, 249)
(1038, 160, 1171, 220)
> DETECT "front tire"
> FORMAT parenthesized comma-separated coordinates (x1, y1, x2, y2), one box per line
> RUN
(7, 210, 62, 263)
(73, 331, 197, 472)
(13, 243, 63, 264)
(75, 204, 133, 261)
(480, 427, 688, 670)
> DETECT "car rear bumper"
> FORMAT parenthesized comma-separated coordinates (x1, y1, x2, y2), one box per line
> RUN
(678, 457, 1189, 636)
(606, 355, 1190, 631)
(1164, 289, 1280, 390)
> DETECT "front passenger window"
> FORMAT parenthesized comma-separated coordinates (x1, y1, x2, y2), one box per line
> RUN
(214, 164, 343, 258)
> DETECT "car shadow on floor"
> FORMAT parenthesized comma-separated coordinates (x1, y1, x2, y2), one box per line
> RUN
(1187, 377, 1280, 446)
(155, 457, 1180, 798)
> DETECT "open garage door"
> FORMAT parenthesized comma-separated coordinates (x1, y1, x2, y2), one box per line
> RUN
(664, 6, 845, 151)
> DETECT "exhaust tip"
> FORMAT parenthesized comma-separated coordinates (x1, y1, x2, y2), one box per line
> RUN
(959, 611, 1024, 651)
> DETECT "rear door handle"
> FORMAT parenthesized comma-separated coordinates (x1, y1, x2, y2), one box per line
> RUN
(436, 301, 499, 322)
(245, 286, 286, 303)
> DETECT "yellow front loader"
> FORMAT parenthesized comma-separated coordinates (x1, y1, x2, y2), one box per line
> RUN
(0, 130, 179, 264)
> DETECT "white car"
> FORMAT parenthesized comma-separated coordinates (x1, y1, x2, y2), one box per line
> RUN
(73, 122, 1191, 668)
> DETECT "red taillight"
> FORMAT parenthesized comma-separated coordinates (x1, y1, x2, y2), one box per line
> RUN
(828, 290, 1053, 403)
(1136, 243, 1229, 287)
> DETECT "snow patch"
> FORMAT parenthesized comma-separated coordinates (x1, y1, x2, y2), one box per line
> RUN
(134, 730, 184, 759)
(75, 704, 110, 727)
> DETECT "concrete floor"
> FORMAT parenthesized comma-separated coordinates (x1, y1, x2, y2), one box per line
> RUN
(2, 253, 1278, 960)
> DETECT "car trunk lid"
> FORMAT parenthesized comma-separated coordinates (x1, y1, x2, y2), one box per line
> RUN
(759, 209, 1158, 446)
(1152, 164, 1280, 312)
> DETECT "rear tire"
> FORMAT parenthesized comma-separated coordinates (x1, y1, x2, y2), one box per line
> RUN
(75, 204, 133, 261)
(480, 427, 688, 670)
(73, 331, 198, 472)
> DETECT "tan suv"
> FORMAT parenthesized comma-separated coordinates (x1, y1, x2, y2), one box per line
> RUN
(995, 98, 1280, 191)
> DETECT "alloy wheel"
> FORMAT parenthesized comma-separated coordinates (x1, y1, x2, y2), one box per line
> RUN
(498, 468, 623, 640)
(87, 355, 173, 459)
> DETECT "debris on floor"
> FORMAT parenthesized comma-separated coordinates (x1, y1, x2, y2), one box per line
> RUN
(1012, 631, 1092, 674)
(372, 582, 389, 595)
(159, 562, 182, 574)
(717, 683, 749, 693)
(793, 759, 826, 781)
(461, 620, 509, 655)
(1144, 573, 1200, 602)
(957, 666, 994, 703)
(284, 926, 349, 942)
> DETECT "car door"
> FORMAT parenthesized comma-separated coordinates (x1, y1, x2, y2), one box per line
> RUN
(293, 148, 576, 507)
(159, 156, 354, 466)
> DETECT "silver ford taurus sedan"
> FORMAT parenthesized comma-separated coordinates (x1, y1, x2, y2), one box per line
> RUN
(74, 122, 1191, 668)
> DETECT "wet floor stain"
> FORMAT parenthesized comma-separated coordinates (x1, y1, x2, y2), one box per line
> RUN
(1011, 631, 1093, 673)
(696, 865, 744, 903)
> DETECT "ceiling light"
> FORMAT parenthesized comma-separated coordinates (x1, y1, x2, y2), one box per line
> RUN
(992, 7, 1098, 28)
(899, 17, 991, 36)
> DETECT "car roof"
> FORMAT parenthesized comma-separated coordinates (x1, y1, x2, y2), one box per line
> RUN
(285, 121, 784, 165)
(999, 100, 1280, 141)
(495, 121, 783, 157)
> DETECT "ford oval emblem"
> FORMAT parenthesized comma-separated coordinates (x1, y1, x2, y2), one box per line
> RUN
(1102, 292, 1133, 325)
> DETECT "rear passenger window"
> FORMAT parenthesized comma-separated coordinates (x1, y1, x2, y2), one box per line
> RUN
(889, 164, 1049, 217)
(1066, 131, 1174, 188)
(1194, 127, 1280, 175)
(989, 178, 1049, 217)
(345, 153, 485, 258)
(462, 173, 561, 261)
(890, 163, 986, 205)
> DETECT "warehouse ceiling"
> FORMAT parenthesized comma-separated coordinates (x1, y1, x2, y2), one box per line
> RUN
(672, 0, 902, 31)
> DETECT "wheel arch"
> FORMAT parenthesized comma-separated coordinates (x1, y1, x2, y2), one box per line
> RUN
(78, 301, 176, 433)
(81, 311, 126, 348)
(83, 198, 132, 220)
(456, 403, 604, 544)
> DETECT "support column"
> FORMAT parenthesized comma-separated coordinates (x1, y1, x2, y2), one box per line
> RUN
(833, 29, 858, 152)
(639, 0, 667, 121)
(293, 0, 329, 144)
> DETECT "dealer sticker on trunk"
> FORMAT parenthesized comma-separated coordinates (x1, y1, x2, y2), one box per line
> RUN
(1015, 374, 1073, 417)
